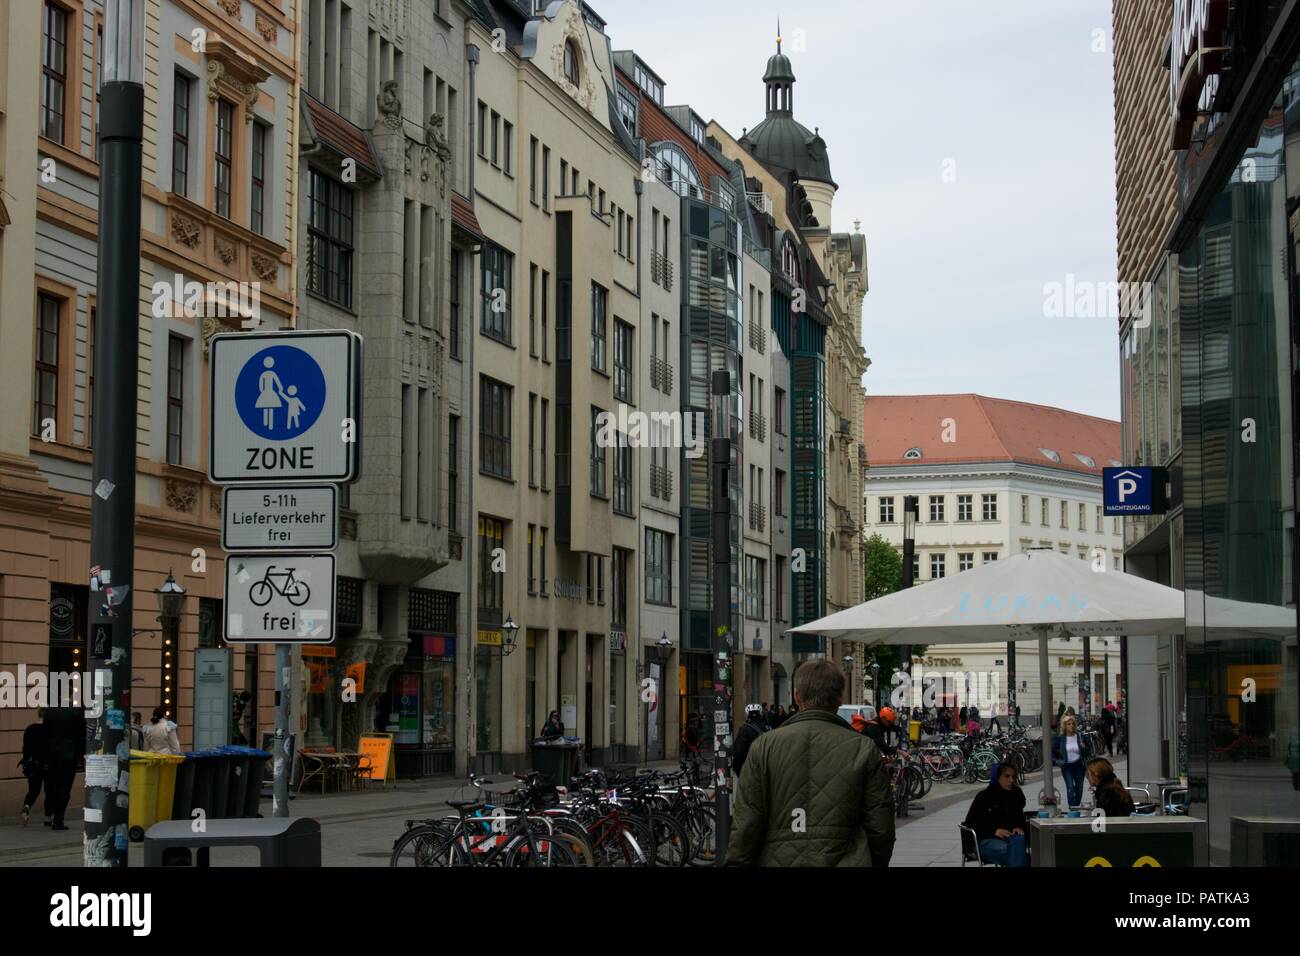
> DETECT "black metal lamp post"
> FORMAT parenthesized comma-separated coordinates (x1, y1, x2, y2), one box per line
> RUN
(501, 615, 520, 657)
(85, 0, 145, 868)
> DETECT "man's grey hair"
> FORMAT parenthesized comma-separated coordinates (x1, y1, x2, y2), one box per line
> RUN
(793, 659, 845, 712)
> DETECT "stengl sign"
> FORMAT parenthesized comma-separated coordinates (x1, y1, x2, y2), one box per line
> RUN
(1169, 0, 1231, 149)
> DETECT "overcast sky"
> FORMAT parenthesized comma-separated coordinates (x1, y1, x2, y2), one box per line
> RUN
(607, 0, 1120, 421)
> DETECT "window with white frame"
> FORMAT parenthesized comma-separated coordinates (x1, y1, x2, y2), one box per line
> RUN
(958, 553, 973, 572)
(929, 496, 945, 522)
(879, 496, 894, 524)
(981, 494, 997, 521)
(930, 554, 946, 579)
(957, 495, 972, 522)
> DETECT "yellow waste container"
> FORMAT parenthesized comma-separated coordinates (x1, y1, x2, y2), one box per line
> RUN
(909, 720, 922, 743)
(128, 750, 185, 841)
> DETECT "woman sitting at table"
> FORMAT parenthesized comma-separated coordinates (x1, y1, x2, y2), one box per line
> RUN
(963, 761, 1029, 867)
(1086, 757, 1135, 817)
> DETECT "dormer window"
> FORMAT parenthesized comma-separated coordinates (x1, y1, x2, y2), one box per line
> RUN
(903, 447, 922, 460)
(563, 40, 579, 86)
(1039, 448, 1061, 463)
(1073, 453, 1096, 468)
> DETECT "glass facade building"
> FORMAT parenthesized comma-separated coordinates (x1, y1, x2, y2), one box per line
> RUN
(1121, 3, 1300, 862)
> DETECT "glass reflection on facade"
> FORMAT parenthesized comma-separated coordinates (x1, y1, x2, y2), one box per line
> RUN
(1177, 65, 1300, 863)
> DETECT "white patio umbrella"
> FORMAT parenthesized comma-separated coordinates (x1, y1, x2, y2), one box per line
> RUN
(789, 548, 1185, 806)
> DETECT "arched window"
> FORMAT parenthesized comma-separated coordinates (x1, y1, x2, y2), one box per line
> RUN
(563, 40, 579, 85)
(781, 238, 801, 283)
(653, 142, 701, 198)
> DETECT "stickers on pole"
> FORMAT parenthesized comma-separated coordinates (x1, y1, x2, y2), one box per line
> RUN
(208, 330, 361, 483)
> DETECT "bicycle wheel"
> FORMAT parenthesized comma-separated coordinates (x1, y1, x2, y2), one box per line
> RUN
(542, 815, 596, 866)
(505, 831, 579, 867)
(390, 824, 465, 867)
(631, 811, 690, 867)
(682, 804, 717, 866)
(590, 822, 647, 867)
(249, 580, 273, 607)
(285, 578, 311, 607)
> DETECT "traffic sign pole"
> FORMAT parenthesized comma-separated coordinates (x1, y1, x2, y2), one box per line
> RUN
(273, 643, 291, 818)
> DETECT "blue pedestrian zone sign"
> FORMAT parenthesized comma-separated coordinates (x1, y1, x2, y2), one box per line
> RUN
(209, 330, 361, 483)
(1103, 466, 1165, 516)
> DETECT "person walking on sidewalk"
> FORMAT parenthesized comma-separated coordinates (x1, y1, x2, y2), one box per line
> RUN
(1053, 714, 1091, 808)
(143, 707, 181, 754)
(732, 704, 769, 779)
(1099, 704, 1117, 756)
(42, 707, 85, 831)
(19, 708, 48, 826)
(964, 761, 1029, 867)
(726, 659, 895, 867)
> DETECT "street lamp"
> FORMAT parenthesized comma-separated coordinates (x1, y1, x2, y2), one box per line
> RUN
(869, 659, 881, 711)
(501, 615, 520, 657)
(841, 654, 854, 699)
(156, 571, 185, 628)
(87, 0, 146, 868)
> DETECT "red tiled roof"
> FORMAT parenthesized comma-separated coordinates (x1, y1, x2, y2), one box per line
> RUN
(451, 191, 484, 241)
(617, 67, 728, 184)
(863, 394, 1121, 477)
(302, 93, 382, 178)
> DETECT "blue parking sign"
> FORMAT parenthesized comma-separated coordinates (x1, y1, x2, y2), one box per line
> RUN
(1103, 466, 1158, 515)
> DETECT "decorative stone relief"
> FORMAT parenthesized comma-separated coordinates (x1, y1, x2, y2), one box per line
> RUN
(201, 316, 224, 355)
(218, 0, 241, 17)
(255, 12, 277, 43)
(165, 479, 198, 512)
(251, 252, 278, 282)
(207, 60, 261, 122)
(171, 213, 201, 248)
(214, 234, 238, 265)
(377, 80, 402, 130)
(210, 489, 222, 515)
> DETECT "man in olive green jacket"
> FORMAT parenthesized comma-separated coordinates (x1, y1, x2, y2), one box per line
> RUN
(725, 658, 895, 866)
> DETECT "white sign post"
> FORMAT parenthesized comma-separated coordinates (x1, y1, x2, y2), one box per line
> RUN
(223, 553, 336, 645)
(222, 485, 338, 552)
(209, 330, 360, 483)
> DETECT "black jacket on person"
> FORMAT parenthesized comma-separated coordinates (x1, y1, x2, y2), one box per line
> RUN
(963, 765, 1026, 842)
(1094, 782, 1135, 817)
(732, 718, 767, 778)
(540, 718, 564, 739)
(20, 721, 48, 774)
(861, 720, 898, 757)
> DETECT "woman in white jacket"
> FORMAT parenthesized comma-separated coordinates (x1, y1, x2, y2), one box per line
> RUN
(142, 707, 181, 754)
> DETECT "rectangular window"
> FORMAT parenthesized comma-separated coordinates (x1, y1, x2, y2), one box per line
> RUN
(480, 243, 512, 343)
(541, 270, 550, 361)
(982, 494, 998, 521)
(215, 100, 235, 218)
(529, 136, 538, 202)
(930, 554, 946, 579)
(166, 336, 185, 465)
(612, 548, 629, 627)
(479, 376, 512, 479)
(956, 494, 972, 522)
(645, 528, 673, 606)
(983, 552, 998, 564)
(590, 283, 608, 373)
(33, 293, 61, 436)
(541, 146, 550, 211)
(589, 406, 607, 498)
(477, 516, 505, 610)
(529, 263, 538, 356)
(502, 120, 513, 174)
(173, 72, 191, 196)
(540, 527, 548, 594)
(911, 553, 920, 583)
(1079, 503, 1087, 531)
(617, 209, 625, 256)
(1060, 500, 1068, 529)
(250, 121, 268, 235)
(40, 3, 67, 144)
(929, 496, 945, 522)
(613, 319, 633, 402)
(1021, 495, 1029, 524)
(775, 470, 786, 516)
(527, 525, 536, 594)
(528, 393, 537, 487)
(540, 397, 549, 490)
(613, 433, 631, 515)
(597, 556, 604, 606)
(490, 110, 499, 166)
(476, 101, 486, 157)
(585, 555, 594, 603)
(306, 169, 355, 307)
(449, 249, 462, 359)
(958, 552, 974, 573)
(745, 555, 767, 619)
(448, 415, 459, 531)
(774, 386, 785, 434)
(1041, 497, 1049, 526)
(1095, 506, 1103, 533)
(560, 159, 568, 195)
(878, 496, 894, 524)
